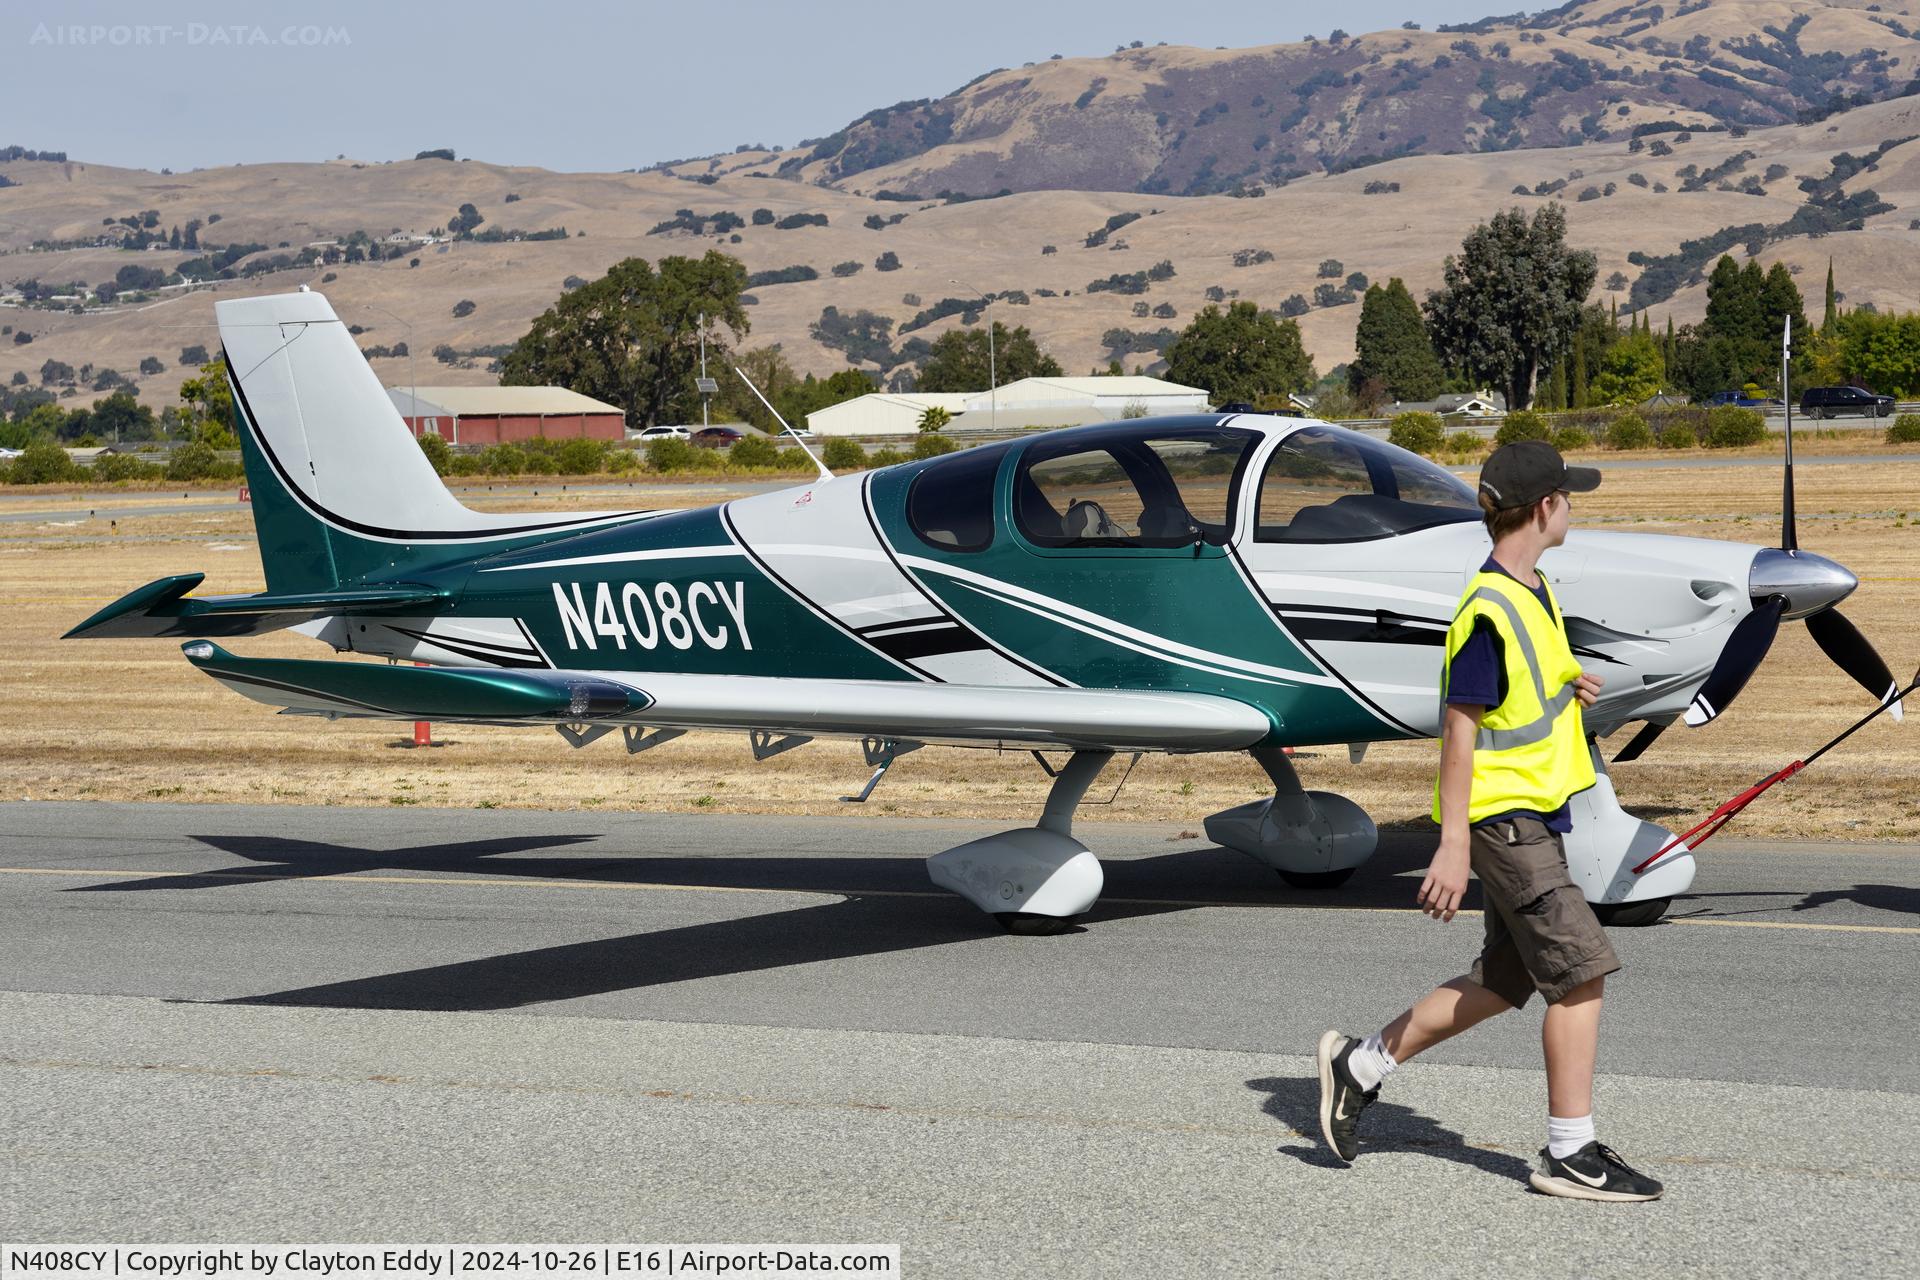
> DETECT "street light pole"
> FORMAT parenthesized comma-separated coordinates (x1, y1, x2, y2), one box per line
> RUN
(694, 310, 719, 432)
(949, 277, 995, 432)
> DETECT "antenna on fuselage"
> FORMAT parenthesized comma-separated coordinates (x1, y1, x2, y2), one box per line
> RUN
(731, 366, 833, 483)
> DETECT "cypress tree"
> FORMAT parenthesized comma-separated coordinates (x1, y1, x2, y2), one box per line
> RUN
(1350, 277, 1444, 401)
(1570, 327, 1588, 409)
(1760, 262, 1808, 340)
(1545, 360, 1567, 410)
(1822, 257, 1837, 333)
(1704, 255, 1751, 339)
(1738, 259, 1768, 343)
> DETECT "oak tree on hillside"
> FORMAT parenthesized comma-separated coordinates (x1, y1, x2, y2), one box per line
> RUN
(1422, 204, 1594, 410)
(501, 252, 749, 427)
(1164, 301, 1315, 403)
(448, 203, 485, 238)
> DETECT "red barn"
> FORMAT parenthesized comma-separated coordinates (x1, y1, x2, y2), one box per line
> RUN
(386, 386, 625, 445)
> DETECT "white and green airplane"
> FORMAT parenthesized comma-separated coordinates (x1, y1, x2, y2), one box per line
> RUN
(68, 289, 1899, 931)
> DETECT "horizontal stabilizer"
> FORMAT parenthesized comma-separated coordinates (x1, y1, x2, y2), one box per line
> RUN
(65, 575, 444, 639)
(182, 642, 648, 722)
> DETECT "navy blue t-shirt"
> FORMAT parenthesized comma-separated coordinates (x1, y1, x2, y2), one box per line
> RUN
(1445, 557, 1572, 833)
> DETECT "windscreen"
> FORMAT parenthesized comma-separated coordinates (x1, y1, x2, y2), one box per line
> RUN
(1256, 426, 1479, 543)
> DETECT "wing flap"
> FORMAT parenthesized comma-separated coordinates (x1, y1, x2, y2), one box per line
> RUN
(620, 672, 1271, 750)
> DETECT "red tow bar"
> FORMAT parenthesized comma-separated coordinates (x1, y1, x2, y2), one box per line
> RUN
(1632, 663, 1919, 874)
(1631, 760, 1804, 874)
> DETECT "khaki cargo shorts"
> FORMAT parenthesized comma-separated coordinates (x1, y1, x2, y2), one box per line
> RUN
(1468, 815, 1620, 1008)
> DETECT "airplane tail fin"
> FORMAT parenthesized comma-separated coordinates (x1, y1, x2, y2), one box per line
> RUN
(214, 289, 635, 593)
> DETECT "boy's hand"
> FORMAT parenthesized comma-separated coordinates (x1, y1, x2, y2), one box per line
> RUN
(1418, 839, 1471, 922)
(1574, 672, 1605, 707)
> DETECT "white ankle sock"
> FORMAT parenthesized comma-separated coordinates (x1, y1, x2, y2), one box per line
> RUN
(1345, 1033, 1396, 1091)
(1547, 1113, 1596, 1160)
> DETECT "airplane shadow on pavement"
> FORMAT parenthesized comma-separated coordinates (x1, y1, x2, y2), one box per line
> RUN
(1786, 883, 1920, 917)
(56, 834, 609, 891)
(65, 825, 1904, 1014)
(59, 827, 1438, 1012)
(61, 828, 1448, 908)
(1666, 883, 1920, 920)
(1246, 1076, 1536, 1182)
(217, 893, 1180, 1012)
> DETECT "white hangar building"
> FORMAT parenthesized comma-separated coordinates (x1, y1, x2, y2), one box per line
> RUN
(805, 376, 1213, 436)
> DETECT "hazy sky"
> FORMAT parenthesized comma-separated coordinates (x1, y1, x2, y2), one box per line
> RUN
(18, 1, 1505, 173)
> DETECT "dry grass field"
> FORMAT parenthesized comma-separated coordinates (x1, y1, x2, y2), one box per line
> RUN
(4, 454, 1918, 841)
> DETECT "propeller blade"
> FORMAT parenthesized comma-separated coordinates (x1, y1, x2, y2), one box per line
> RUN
(1805, 608, 1903, 723)
(1685, 596, 1786, 726)
(1612, 720, 1667, 763)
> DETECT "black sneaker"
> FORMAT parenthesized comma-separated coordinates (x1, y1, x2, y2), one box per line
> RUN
(1315, 1030, 1379, 1163)
(1530, 1141, 1665, 1202)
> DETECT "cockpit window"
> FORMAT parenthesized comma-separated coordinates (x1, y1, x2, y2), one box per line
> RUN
(907, 442, 1010, 553)
(1015, 425, 1257, 548)
(1256, 426, 1479, 542)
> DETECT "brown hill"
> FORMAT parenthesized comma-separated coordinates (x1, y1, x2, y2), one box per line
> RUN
(7, 29, 1920, 415)
(759, 0, 1920, 197)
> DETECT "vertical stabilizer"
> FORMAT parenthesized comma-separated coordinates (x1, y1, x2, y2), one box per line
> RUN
(214, 289, 638, 590)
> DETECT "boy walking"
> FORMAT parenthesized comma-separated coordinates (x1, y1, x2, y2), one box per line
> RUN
(1315, 440, 1664, 1201)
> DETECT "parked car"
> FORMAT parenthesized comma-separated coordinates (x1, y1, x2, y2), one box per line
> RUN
(1703, 390, 1774, 408)
(1800, 385, 1895, 419)
(691, 426, 745, 449)
(634, 424, 691, 441)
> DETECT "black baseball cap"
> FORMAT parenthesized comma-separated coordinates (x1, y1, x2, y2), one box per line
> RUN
(1477, 440, 1600, 510)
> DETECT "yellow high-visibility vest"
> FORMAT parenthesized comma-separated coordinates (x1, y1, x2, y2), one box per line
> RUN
(1431, 569, 1596, 824)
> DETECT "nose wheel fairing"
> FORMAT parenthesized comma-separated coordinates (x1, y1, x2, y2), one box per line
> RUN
(926, 750, 1112, 930)
(1565, 741, 1697, 905)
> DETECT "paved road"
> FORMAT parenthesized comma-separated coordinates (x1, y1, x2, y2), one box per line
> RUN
(1444, 451, 1920, 472)
(0, 803, 1913, 1273)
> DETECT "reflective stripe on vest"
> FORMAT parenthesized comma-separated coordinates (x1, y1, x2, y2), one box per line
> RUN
(1459, 586, 1579, 751)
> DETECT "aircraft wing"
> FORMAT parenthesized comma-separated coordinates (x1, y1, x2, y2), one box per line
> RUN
(182, 643, 1271, 751)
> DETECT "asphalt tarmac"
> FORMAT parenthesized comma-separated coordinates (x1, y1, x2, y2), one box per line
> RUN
(0, 802, 1914, 1275)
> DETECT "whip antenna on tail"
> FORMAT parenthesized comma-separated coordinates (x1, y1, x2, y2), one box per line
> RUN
(732, 365, 832, 483)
